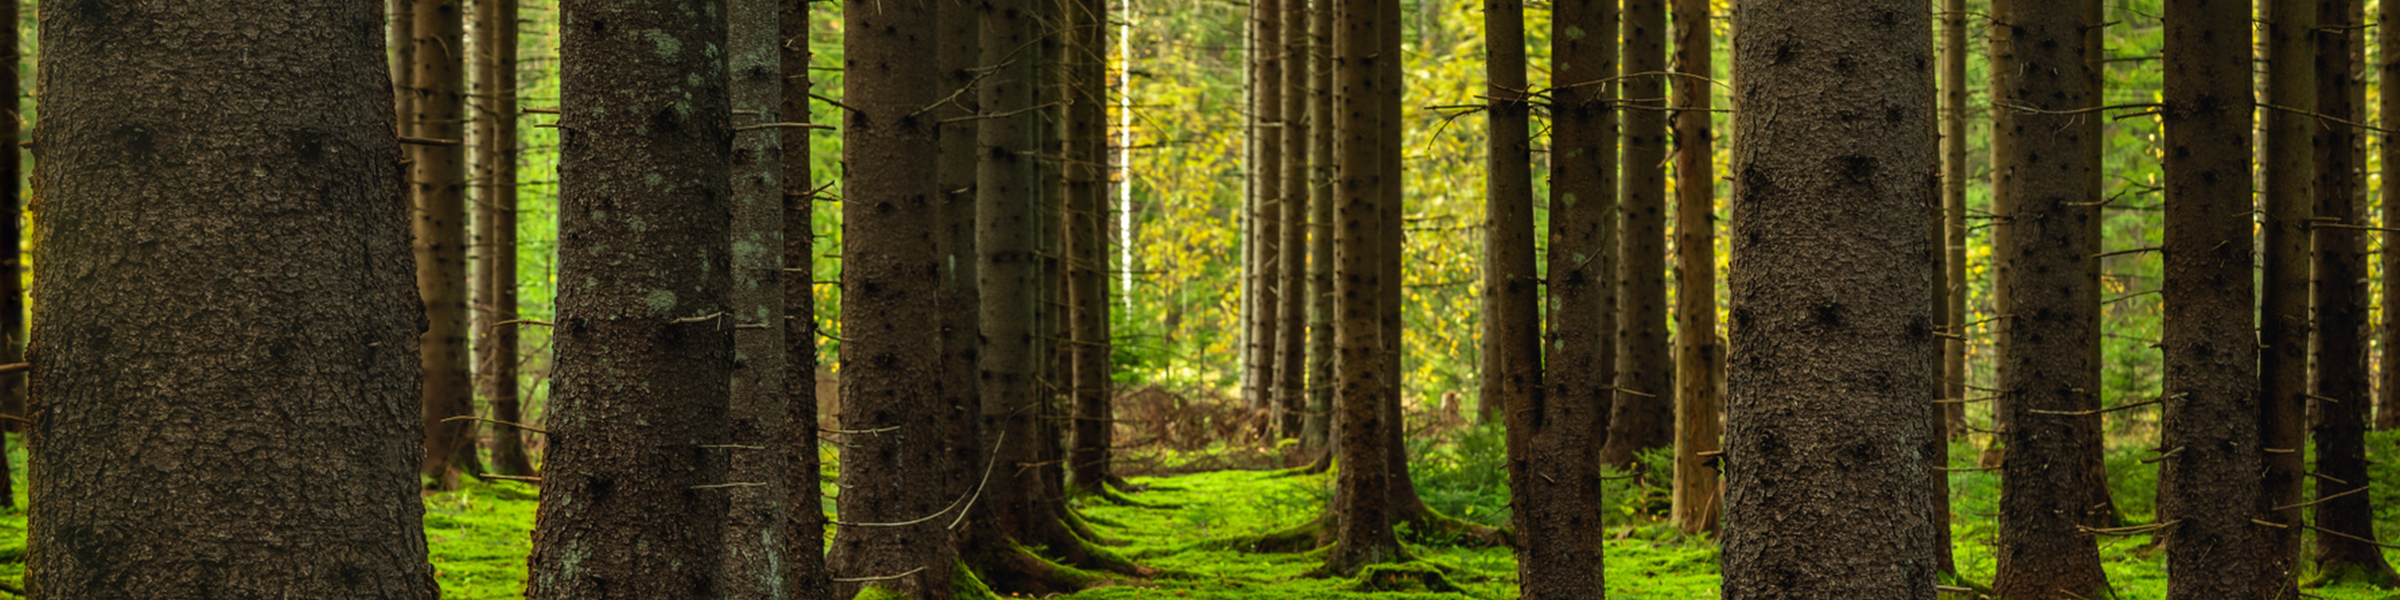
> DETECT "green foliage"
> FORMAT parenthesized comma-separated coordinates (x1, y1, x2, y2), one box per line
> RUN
(1406, 425, 1667, 531)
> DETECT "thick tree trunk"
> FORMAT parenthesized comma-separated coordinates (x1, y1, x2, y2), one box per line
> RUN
(1987, 0, 2109, 594)
(1274, 0, 1312, 443)
(778, 3, 831, 599)
(2258, 0, 2314, 593)
(1514, 0, 1615, 591)
(2307, 0, 2398, 585)
(28, 2, 434, 596)
(936, 0, 985, 529)
(725, 0, 791, 595)
(1722, 0, 1940, 597)
(527, 0, 734, 597)
(1303, 0, 1337, 450)
(2158, 0, 2260, 595)
(1251, 0, 1286, 421)
(1320, 0, 1404, 576)
(1604, 0, 1673, 468)
(1067, 0, 1118, 492)
(414, 0, 479, 490)
(825, 2, 954, 596)
(1668, 0, 1717, 535)
(1939, 0, 1969, 438)
(1481, 0, 1538, 456)
(475, 0, 536, 478)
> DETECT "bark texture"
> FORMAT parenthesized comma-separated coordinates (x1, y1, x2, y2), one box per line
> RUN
(1251, 0, 1286, 419)
(2258, 0, 2314, 593)
(1303, 0, 1337, 450)
(526, 0, 734, 597)
(1605, 0, 1673, 467)
(1321, 0, 1403, 576)
(936, 0, 984, 535)
(28, 2, 434, 597)
(1274, 0, 1313, 442)
(1482, 0, 1538, 446)
(726, 0, 792, 594)
(414, 0, 479, 489)
(779, 2, 832, 598)
(2307, 0, 2397, 585)
(1669, 0, 1719, 535)
(1723, 0, 1941, 597)
(475, 0, 536, 478)
(1938, 0, 1969, 437)
(0, 0, 20, 507)
(1068, 0, 1116, 491)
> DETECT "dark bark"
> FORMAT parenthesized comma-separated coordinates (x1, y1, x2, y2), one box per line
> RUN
(1251, 0, 1286, 420)
(779, 2, 832, 598)
(2307, 0, 2397, 585)
(1303, 0, 1337, 450)
(2158, 0, 2260, 595)
(1939, 0, 1969, 438)
(825, 1, 954, 596)
(726, 0, 791, 595)
(1722, 0, 1941, 596)
(526, 0, 734, 597)
(27, 2, 434, 596)
(1068, 0, 1116, 491)
(2077, 0, 2118, 532)
(414, 0, 480, 489)
(1668, 0, 1718, 535)
(1319, 0, 1404, 576)
(1480, 0, 1537, 438)
(393, 0, 416, 135)
(1988, 0, 2109, 594)
(1514, 0, 1615, 592)
(1603, 0, 1672, 468)
(2259, 0, 2314, 593)
(475, 0, 536, 478)
(1274, 0, 1312, 442)
(0, 0, 19, 508)
(937, 0, 985, 528)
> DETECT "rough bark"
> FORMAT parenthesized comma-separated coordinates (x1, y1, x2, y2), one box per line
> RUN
(779, 2, 832, 599)
(1319, 0, 1404, 576)
(1938, 0, 1969, 437)
(1604, 0, 1673, 468)
(2259, 0, 2314, 591)
(937, 0, 985, 531)
(1303, 0, 1337, 450)
(1722, 0, 1941, 597)
(1987, 0, 2109, 594)
(414, 0, 479, 489)
(1669, 0, 1718, 535)
(2307, 0, 2398, 585)
(725, 0, 792, 595)
(2157, 0, 2260, 595)
(1251, 0, 1286, 420)
(526, 0, 734, 597)
(1514, 0, 1615, 591)
(1068, 0, 1117, 492)
(475, 0, 536, 478)
(2076, 0, 2118, 532)
(1274, 0, 1312, 442)
(0, 0, 19, 508)
(1482, 0, 1538, 455)
(27, 2, 434, 596)
(825, 1, 955, 596)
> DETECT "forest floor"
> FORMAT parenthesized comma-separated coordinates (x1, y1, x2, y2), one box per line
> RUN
(0, 432, 2394, 598)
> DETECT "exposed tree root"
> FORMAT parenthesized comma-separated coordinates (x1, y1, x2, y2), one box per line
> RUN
(963, 539, 1110, 597)
(1392, 503, 1510, 548)
(1306, 537, 1411, 579)
(1937, 570, 1994, 599)
(1063, 508, 1130, 546)
(1271, 451, 1333, 477)
(2305, 559, 2400, 589)
(950, 560, 1003, 600)
(1103, 473, 1149, 492)
(1346, 563, 1466, 593)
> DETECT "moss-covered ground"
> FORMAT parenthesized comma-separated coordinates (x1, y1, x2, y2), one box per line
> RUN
(0, 430, 2398, 598)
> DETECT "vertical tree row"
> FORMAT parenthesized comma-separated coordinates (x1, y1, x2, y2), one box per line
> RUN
(937, 0, 986, 536)
(2257, 0, 2314, 590)
(474, 0, 536, 478)
(1667, 0, 1718, 535)
(1319, 0, 1403, 576)
(1272, 0, 1313, 443)
(1304, 0, 1339, 452)
(1249, 0, 1286, 421)
(1481, 0, 1537, 453)
(1068, 0, 1120, 493)
(413, 0, 480, 490)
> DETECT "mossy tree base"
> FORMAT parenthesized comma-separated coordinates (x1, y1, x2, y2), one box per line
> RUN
(1307, 538, 1412, 579)
(2306, 559, 2400, 590)
(1393, 504, 1509, 548)
(1347, 563, 1466, 593)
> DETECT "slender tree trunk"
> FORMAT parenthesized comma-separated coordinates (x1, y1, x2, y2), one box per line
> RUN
(825, 1, 954, 596)
(475, 0, 535, 478)
(2380, 0, 2400, 434)
(414, 0, 479, 490)
(2307, 0, 2398, 585)
(1722, 0, 1940, 596)
(1987, 0, 2109, 594)
(28, 2, 434, 595)
(1304, 0, 1338, 450)
(725, 0, 791, 594)
(779, 3, 831, 599)
(1067, 0, 1117, 491)
(1251, 0, 1286, 421)
(2158, 0, 2260, 595)
(1274, 0, 1312, 443)
(393, 0, 416, 135)
(2077, 0, 2118, 531)
(526, 0, 734, 597)
(0, 0, 21, 509)
(1514, 0, 1615, 591)
(1604, 0, 1673, 468)
(1481, 0, 1538, 455)
(2259, 0, 2314, 592)
(1320, 0, 1404, 575)
(937, 0, 985, 531)
(1939, 0, 1969, 438)
(1668, 0, 1718, 535)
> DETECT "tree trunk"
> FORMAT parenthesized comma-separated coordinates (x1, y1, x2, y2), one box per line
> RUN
(1603, 0, 1673, 468)
(1722, 0, 1940, 597)
(475, 0, 536, 478)
(1514, 0, 1615, 591)
(1067, 0, 1119, 492)
(825, 1, 954, 596)
(1668, 0, 1717, 535)
(1304, 0, 1337, 450)
(2259, 0, 2314, 592)
(1939, 0, 1969, 438)
(2158, 0, 2261, 595)
(725, 0, 791, 594)
(1320, 0, 1404, 576)
(937, 0, 985, 530)
(2307, 0, 2398, 585)
(527, 0, 734, 597)
(2381, 0, 2400, 434)
(779, 2, 831, 599)
(393, 0, 416, 135)
(1274, 0, 1312, 443)
(1987, 0, 2110, 595)
(0, 0, 20, 509)
(1251, 0, 1286, 422)
(1481, 0, 1537, 455)
(2077, 0, 2118, 532)
(28, 2, 434, 596)
(414, 0, 479, 490)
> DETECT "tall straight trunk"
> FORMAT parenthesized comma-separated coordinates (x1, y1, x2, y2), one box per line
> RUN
(1321, 0, 1403, 576)
(1482, 0, 1538, 448)
(2381, 0, 2400, 433)
(1668, 0, 1718, 535)
(2158, 0, 2260, 595)
(0, 0, 20, 508)
(936, 0, 984, 525)
(2307, 0, 2397, 585)
(1304, 0, 1337, 450)
(414, 0, 479, 489)
(1251, 0, 1286, 419)
(28, 2, 433, 595)
(2259, 0, 2314, 592)
(825, 1, 953, 596)
(1722, 0, 1940, 596)
(393, 0, 416, 133)
(725, 0, 791, 594)
(475, 0, 535, 478)
(1274, 0, 1312, 442)
(1939, 0, 1969, 437)
(779, 2, 830, 598)
(527, 0, 734, 596)
(2077, 0, 2117, 531)
(1604, 0, 1673, 468)
(1068, 0, 1116, 491)
(1988, 0, 2109, 594)
(1515, 0, 1616, 592)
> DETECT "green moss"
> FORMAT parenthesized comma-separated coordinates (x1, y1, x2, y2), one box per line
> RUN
(851, 584, 911, 600)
